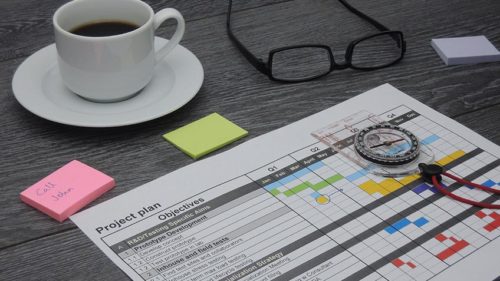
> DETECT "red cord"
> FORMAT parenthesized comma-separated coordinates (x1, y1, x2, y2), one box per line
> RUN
(432, 175, 500, 209)
(443, 172, 500, 194)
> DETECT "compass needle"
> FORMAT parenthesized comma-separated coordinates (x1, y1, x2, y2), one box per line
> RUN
(369, 138, 405, 149)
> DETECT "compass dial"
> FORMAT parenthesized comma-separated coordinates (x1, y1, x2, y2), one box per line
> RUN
(354, 124, 420, 166)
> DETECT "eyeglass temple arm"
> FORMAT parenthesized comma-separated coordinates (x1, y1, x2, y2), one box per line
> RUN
(338, 0, 390, 32)
(338, 0, 404, 48)
(226, 1, 270, 75)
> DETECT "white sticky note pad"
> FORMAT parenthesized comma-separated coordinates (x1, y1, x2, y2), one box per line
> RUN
(431, 36, 500, 65)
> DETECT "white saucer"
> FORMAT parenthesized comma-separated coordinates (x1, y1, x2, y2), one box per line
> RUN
(12, 37, 204, 127)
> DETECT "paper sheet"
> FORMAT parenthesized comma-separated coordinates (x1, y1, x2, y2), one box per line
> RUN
(72, 84, 500, 281)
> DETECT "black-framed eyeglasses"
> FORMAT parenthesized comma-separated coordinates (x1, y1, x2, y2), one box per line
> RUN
(227, 0, 406, 83)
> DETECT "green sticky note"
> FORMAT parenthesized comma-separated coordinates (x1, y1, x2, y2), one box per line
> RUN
(163, 113, 248, 159)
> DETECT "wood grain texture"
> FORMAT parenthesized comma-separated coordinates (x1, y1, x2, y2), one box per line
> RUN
(0, 0, 499, 279)
(0, 228, 129, 280)
(454, 104, 500, 142)
(0, 0, 291, 61)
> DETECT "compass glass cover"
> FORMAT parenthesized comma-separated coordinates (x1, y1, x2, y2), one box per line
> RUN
(355, 124, 420, 166)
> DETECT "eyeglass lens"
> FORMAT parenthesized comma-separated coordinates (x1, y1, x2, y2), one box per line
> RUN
(271, 47, 332, 81)
(351, 33, 403, 68)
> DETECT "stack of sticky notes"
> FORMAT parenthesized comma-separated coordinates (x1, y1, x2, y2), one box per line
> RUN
(431, 36, 500, 65)
(163, 113, 248, 159)
(20, 160, 115, 222)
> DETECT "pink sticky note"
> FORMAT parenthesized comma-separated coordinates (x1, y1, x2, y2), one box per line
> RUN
(20, 160, 115, 222)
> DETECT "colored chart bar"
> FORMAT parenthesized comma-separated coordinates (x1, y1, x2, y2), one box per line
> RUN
(268, 169, 344, 202)
(359, 180, 388, 196)
(264, 161, 326, 193)
(484, 213, 500, 232)
(310, 192, 321, 199)
(326, 174, 344, 184)
(482, 180, 496, 188)
(421, 134, 439, 145)
(346, 170, 368, 182)
(268, 149, 469, 204)
(449, 150, 466, 159)
(434, 234, 470, 261)
(279, 174, 297, 185)
(358, 179, 404, 196)
(379, 178, 403, 193)
(413, 217, 429, 227)
(264, 181, 281, 191)
(385, 217, 429, 234)
(387, 143, 410, 155)
(392, 258, 405, 267)
(354, 149, 465, 197)
(399, 174, 420, 185)
(413, 183, 438, 194)
(385, 218, 411, 234)
(269, 189, 280, 196)
(293, 168, 311, 178)
(308, 161, 325, 171)
(283, 183, 310, 197)
(436, 150, 466, 166)
(392, 258, 417, 269)
(476, 211, 500, 232)
(311, 192, 330, 204)
(311, 181, 329, 191)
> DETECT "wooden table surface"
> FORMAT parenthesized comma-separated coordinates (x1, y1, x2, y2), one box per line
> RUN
(1, 0, 499, 279)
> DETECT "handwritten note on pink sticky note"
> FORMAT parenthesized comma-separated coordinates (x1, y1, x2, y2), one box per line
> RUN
(20, 160, 115, 222)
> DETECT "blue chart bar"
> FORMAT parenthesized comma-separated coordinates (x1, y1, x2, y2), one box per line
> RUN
(310, 191, 321, 199)
(463, 179, 497, 190)
(421, 134, 440, 145)
(387, 143, 410, 155)
(413, 183, 438, 194)
(482, 180, 496, 188)
(293, 168, 311, 178)
(263, 161, 325, 193)
(264, 182, 281, 191)
(413, 217, 429, 227)
(385, 218, 411, 234)
(346, 169, 368, 182)
(279, 175, 296, 185)
(385, 217, 429, 234)
(308, 161, 325, 171)
(263, 161, 328, 195)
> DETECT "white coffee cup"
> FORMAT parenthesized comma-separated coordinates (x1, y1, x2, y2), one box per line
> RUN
(53, 0, 185, 102)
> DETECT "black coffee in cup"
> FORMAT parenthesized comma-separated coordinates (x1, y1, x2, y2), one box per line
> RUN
(71, 21, 139, 37)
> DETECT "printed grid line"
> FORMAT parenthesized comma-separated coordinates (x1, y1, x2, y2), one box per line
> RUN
(100, 105, 499, 281)
(253, 106, 499, 280)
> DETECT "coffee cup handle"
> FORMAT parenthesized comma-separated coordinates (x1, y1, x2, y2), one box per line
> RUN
(153, 8, 185, 63)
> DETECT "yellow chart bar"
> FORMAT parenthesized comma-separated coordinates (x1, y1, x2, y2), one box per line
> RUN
(449, 150, 466, 160)
(399, 174, 420, 185)
(357, 150, 466, 196)
(379, 178, 404, 193)
(359, 180, 389, 196)
(436, 150, 465, 165)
